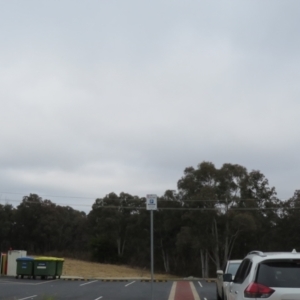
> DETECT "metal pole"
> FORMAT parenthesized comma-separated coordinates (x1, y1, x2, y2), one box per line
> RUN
(151, 210, 154, 300)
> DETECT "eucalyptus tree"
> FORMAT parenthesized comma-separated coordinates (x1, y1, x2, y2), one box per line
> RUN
(13, 194, 88, 255)
(177, 161, 276, 273)
(88, 192, 143, 263)
(14, 194, 45, 252)
(52, 205, 88, 254)
(276, 190, 300, 251)
(0, 204, 15, 251)
(15, 195, 62, 253)
(177, 162, 220, 274)
(154, 190, 183, 273)
(233, 170, 280, 253)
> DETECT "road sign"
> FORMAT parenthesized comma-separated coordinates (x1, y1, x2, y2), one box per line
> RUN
(146, 194, 157, 300)
(146, 194, 157, 210)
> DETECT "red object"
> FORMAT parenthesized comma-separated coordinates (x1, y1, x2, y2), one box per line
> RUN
(174, 281, 195, 300)
(244, 282, 275, 298)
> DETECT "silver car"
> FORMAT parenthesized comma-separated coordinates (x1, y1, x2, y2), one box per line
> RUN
(228, 250, 300, 300)
(217, 260, 242, 300)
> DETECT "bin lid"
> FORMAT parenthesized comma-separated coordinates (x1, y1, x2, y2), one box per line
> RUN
(16, 257, 34, 261)
(34, 256, 57, 261)
(42, 256, 64, 261)
(55, 257, 65, 261)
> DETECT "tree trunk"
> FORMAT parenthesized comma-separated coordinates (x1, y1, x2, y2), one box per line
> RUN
(121, 239, 126, 256)
(200, 249, 210, 278)
(161, 239, 170, 273)
(223, 214, 229, 269)
(200, 249, 205, 278)
(205, 249, 209, 278)
(212, 218, 220, 270)
(117, 238, 121, 256)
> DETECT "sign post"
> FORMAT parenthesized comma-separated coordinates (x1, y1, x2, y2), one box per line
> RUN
(146, 194, 157, 300)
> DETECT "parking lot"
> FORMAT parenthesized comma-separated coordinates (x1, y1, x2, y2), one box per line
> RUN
(0, 277, 217, 300)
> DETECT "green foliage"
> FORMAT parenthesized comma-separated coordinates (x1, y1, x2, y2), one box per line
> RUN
(1, 194, 88, 256)
(0, 162, 298, 277)
(90, 235, 119, 263)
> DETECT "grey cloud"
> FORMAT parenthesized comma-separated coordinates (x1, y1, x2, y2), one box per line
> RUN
(0, 1, 299, 209)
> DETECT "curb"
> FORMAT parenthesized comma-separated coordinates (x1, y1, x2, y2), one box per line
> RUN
(1, 275, 217, 283)
(140, 279, 168, 282)
(62, 278, 91, 281)
(60, 277, 216, 282)
(101, 279, 129, 282)
(205, 279, 216, 283)
(61, 278, 168, 282)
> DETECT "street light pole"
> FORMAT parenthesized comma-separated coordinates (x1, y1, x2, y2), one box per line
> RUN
(146, 194, 157, 300)
(151, 209, 154, 300)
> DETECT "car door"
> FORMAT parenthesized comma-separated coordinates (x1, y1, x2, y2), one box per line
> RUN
(228, 259, 252, 300)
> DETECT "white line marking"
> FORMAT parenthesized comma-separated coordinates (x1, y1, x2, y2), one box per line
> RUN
(80, 280, 98, 286)
(18, 295, 37, 300)
(190, 282, 200, 300)
(168, 282, 177, 300)
(34, 279, 58, 285)
(125, 280, 136, 287)
(198, 281, 203, 287)
(0, 280, 37, 286)
(204, 298, 207, 300)
(94, 297, 103, 300)
(0, 279, 57, 286)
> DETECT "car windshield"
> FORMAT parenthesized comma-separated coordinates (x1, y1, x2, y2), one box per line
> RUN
(256, 260, 300, 288)
(227, 263, 241, 275)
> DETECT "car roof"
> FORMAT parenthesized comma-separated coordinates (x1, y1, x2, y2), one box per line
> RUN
(246, 250, 300, 261)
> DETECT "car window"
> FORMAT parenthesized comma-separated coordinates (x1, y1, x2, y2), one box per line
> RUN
(227, 263, 241, 275)
(234, 259, 252, 284)
(256, 260, 300, 288)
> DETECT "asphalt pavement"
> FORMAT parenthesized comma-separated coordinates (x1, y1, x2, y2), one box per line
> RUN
(0, 276, 217, 300)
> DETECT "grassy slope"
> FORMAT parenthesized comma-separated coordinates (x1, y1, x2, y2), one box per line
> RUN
(62, 258, 179, 279)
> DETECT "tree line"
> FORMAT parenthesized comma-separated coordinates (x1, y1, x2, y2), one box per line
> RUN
(0, 161, 299, 277)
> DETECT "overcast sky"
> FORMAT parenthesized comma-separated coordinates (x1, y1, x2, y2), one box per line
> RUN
(0, 1, 299, 211)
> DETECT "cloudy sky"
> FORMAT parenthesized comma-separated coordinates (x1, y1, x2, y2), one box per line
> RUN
(0, 1, 299, 211)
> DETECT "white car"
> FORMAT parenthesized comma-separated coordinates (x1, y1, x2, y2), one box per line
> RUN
(216, 260, 242, 300)
(228, 250, 300, 300)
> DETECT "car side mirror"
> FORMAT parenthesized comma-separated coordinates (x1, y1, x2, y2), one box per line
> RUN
(223, 273, 233, 282)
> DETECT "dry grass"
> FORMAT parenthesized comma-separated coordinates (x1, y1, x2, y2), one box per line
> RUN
(62, 258, 179, 280)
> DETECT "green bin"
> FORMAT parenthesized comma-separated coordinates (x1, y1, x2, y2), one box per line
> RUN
(16, 257, 34, 279)
(55, 258, 64, 279)
(33, 257, 57, 279)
